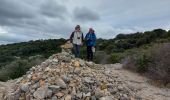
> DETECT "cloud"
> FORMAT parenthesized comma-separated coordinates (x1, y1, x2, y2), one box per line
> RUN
(0, 0, 37, 19)
(73, 7, 100, 22)
(40, 0, 67, 18)
(0, 0, 170, 44)
(0, 0, 73, 44)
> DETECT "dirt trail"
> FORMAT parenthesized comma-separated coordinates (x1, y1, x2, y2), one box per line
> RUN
(103, 64, 170, 100)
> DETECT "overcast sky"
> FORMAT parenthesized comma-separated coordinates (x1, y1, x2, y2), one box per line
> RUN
(0, 0, 170, 44)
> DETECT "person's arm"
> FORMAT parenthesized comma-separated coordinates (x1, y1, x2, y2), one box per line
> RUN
(85, 33, 90, 41)
(94, 34, 97, 41)
(69, 32, 74, 43)
(82, 33, 84, 43)
(92, 34, 97, 46)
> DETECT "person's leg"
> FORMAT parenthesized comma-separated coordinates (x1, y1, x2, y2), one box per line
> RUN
(87, 46, 91, 61)
(91, 46, 93, 61)
(89, 46, 93, 61)
(73, 44, 78, 57)
(77, 45, 80, 58)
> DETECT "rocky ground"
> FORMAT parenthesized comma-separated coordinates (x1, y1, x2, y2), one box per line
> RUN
(0, 46, 170, 100)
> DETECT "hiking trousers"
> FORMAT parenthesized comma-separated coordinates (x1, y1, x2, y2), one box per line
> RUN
(73, 44, 80, 58)
(87, 46, 93, 61)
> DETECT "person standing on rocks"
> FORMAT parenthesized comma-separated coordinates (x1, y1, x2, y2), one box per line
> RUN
(70, 25, 84, 58)
(85, 28, 97, 61)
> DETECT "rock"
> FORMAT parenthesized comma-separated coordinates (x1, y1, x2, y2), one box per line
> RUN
(55, 92, 65, 98)
(32, 82, 40, 89)
(109, 88, 118, 94)
(76, 92, 83, 99)
(123, 94, 128, 98)
(19, 93, 25, 100)
(41, 62, 48, 68)
(45, 67, 51, 72)
(39, 79, 45, 87)
(7, 93, 20, 100)
(91, 96, 97, 100)
(100, 83, 107, 90)
(83, 92, 91, 98)
(52, 58, 58, 63)
(46, 89, 53, 98)
(51, 96, 58, 100)
(27, 74, 32, 79)
(118, 86, 124, 91)
(86, 61, 94, 67)
(84, 96, 90, 100)
(100, 96, 113, 100)
(15, 78, 23, 84)
(55, 78, 67, 89)
(48, 85, 60, 93)
(74, 67, 81, 74)
(26, 94, 30, 100)
(83, 77, 94, 84)
(63, 56, 72, 62)
(64, 95, 72, 100)
(33, 87, 49, 99)
(20, 83, 29, 92)
(79, 59, 85, 67)
(61, 75, 71, 83)
(3, 45, 138, 100)
(74, 61, 80, 67)
(95, 88, 105, 98)
(61, 41, 73, 49)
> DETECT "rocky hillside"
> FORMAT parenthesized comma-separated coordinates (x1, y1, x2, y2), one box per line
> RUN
(0, 43, 170, 100)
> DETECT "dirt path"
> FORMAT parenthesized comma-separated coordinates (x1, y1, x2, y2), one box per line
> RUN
(103, 64, 170, 100)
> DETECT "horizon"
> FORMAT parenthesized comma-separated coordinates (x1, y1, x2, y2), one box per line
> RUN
(0, 28, 169, 46)
(0, 0, 170, 44)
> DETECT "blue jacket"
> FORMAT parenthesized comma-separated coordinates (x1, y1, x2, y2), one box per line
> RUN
(85, 33, 96, 46)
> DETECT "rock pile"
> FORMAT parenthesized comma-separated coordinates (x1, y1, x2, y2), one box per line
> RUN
(3, 49, 138, 100)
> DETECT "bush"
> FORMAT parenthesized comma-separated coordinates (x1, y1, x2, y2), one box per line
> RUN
(28, 55, 46, 65)
(123, 53, 150, 72)
(0, 55, 46, 82)
(110, 53, 123, 63)
(0, 59, 30, 81)
(93, 51, 111, 64)
(148, 43, 170, 84)
(136, 54, 151, 72)
(123, 43, 170, 85)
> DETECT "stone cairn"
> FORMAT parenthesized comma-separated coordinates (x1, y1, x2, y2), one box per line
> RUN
(3, 42, 137, 100)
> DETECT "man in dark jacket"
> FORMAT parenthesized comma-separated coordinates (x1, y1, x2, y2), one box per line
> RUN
(85, 28, 96, 61)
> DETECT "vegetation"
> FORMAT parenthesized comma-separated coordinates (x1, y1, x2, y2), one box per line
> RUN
(94, 29, 170, 85)
(1, 28, 170, 85)
(96, 29, 170, 54)
(0, 39, 66, 81)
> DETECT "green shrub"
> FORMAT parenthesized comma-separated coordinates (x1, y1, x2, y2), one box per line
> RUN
(148, 43, 170, 84)
(123, 43, 170, 85)
(110, 53, 123, 63)
(0, 59, 30, 81)
(136, 54, 150, 73)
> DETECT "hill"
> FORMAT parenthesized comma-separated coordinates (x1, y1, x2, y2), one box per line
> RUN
(1, 46, 170, 100)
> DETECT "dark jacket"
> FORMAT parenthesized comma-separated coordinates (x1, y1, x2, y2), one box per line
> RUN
(85, 33, 96, 46)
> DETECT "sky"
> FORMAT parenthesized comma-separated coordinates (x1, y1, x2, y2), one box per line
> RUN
(0, 0, 170, 44)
